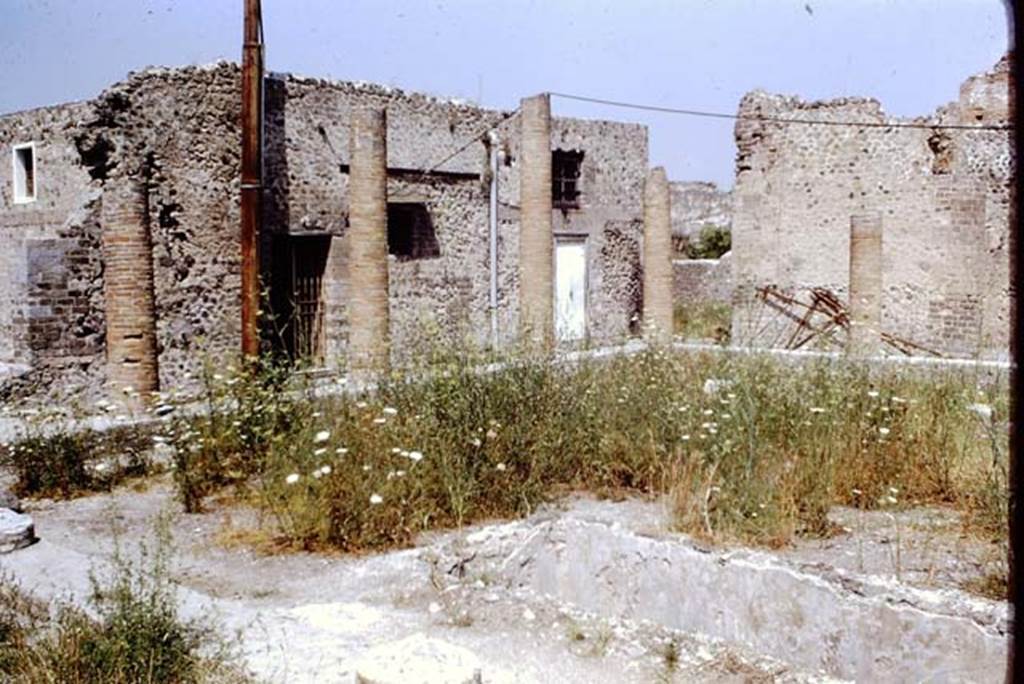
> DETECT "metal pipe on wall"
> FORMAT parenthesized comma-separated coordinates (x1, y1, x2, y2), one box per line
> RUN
(488, 131, 500, 347)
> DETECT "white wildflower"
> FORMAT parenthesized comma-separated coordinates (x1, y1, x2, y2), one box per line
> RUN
(336, 447, 349, 455)
(681, 435, 691, 441)
(285, 473, 300, 485)
(320, 465, 332, 475)
(878, 427, 891, 436)
(313, 447, 327, 457)
(702, 408, 714, 416)
(495, 462, 507, 472)
(471, 438, 482, 447)
(356, 401, 368, 409)
(486, 428, 498, 440)
(809, 407, 826, 414)
(369, 493, 383, 505)
(373, 417, 386, 425)
(314, 430, 330, 444)
(408, 451, 424, 462)
(968, 403, 994, 420)
(703, 378, 731, 396)
(391, 447, 402, 454)
(383, 406, 398, 416)
(867, 390, 880, 398)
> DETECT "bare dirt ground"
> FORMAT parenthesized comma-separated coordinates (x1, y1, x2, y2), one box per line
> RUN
(780, 506, 1004, 597)
(6, 476, 1006, 682)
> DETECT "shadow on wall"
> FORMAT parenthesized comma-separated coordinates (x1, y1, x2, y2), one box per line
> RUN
(263, 76, 291, 357)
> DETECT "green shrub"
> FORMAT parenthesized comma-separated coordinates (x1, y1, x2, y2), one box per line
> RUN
(2, 424, 153, 499)
(683, 225, 731, 259)
(0, 521, 246, 683)
(166, 357, 314, 513)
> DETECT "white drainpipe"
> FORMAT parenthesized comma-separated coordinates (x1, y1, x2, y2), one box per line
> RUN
(488, 131, 500, 347)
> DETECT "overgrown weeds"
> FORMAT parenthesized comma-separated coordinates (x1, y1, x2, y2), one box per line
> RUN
(673, 302, 731, 343)
(0, 518, 246, 683)
(1, 422, 154, 499)
(158, 346, 1007, 554)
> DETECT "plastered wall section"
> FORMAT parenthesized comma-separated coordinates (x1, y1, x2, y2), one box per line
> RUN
(731, 56, 1012, 358)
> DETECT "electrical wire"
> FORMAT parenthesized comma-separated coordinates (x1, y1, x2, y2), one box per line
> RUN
(548, 91, 1013, 132)
(413, 108, 521, 182)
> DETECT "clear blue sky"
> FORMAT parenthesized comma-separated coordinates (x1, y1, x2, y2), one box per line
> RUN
(0, 0, 1010, 187)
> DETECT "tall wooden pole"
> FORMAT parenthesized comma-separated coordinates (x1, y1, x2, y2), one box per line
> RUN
(240, 0, 264, 358)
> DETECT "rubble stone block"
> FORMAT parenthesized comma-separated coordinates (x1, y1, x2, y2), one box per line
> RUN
(0, 509, 35, 553)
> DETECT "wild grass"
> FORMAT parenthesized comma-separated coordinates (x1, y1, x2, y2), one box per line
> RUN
(673, 302, 731, 343)
(160, 346, 1007, 554)
(1, 422, 154, 500)
(0, 520, 246, 683)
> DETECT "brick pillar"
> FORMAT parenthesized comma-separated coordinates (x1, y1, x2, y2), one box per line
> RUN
(847, 213, 883, 356)
(347, 107, 390, 373)
(643, 167, 673, 340)
(519, 94, 553, 344)
(101, 173, 159, 396)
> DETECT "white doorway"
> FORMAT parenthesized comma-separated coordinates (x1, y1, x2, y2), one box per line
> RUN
(555, 239, 587, 342)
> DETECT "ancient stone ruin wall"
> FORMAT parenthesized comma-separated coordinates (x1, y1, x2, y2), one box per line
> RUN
(731, 55, 1012, 358)
(0, 102, 105, 400)
(268, 73, 648, 357)
(673, 252, 733, 307)
(500, 117, 648, 344)
(0, 63, 649, 400)
(669, 180, 732, 250)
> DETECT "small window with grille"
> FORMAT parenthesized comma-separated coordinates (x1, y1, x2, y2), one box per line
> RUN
(552, 149, 583, 209)
(12, 143, 36, 204)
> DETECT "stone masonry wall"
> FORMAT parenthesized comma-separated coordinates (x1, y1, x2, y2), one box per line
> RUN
(0, 102, 105, 401)
(265, 72, 648, 359)
(673, 252, 733, 307)
(0, 63, 649, 400)
(731, 55, 1012, 358)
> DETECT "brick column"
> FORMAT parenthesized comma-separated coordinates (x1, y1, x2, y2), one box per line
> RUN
(519, 94, 553, 344)
(643, 167, 673, 340)
(847, 213, 883, 356)
(101, 173, 159, 396)
(347, 107, 390, 373)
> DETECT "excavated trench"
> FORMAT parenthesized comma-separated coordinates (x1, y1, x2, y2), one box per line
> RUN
(1, 481, 1007, 683)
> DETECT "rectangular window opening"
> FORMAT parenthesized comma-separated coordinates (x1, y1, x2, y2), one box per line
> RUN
(387, 202, 440, 260)
(552, 149, 584, 209)
(12, 143, 36, 204)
